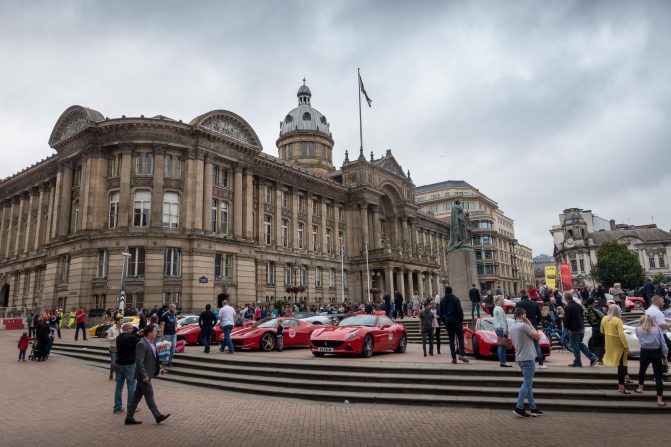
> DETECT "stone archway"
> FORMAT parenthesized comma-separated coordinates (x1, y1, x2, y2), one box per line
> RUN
(1, 284, 9, 308)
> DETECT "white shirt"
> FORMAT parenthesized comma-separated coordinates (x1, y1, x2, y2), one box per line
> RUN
(646, 304, 666, 327)
(107, 325, 121, 349)
(219, 305, 236, 326)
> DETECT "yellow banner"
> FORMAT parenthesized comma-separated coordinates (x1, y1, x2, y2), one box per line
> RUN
(545, 266, 557, 289)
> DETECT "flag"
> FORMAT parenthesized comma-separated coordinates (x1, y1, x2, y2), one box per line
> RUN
(359, 73, 372, 107)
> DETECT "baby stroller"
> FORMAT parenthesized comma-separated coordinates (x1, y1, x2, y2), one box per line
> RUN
(28, 339, 39, 361)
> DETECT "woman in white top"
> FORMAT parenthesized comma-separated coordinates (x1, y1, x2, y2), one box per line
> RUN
(106, 316, 123, 380)
(430, 302, 441, 355)
(493, 296, 511, 367)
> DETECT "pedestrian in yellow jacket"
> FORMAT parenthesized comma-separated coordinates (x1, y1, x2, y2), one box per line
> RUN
(67, 310, 76, 329)
(600, 304, 630, 393)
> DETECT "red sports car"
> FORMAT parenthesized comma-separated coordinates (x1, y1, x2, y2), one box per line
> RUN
(462, 317, 551, 359)
(351, 304, 386, 316)
(310, 315, 407, 358)
(231, 318, 320, 351)
(481, 298, 517, 315)
(176, 320, 257, 345)
(607, 297, 636, 312)
(627, 297, 645, 310)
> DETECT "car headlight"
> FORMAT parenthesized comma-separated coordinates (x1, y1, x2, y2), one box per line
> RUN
(539, 333, 548, 343)
(346, 329, 359, 340)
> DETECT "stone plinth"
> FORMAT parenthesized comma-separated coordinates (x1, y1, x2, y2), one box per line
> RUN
(446, 248, 478, 307)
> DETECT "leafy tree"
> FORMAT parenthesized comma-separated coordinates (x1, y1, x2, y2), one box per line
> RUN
(590, 241, 645, 289)
(652, 272, 667, 285)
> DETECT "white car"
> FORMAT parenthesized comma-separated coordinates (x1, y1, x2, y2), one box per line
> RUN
(584, 317, 671, 358)
(177, 314, 199, 328)
(299, 315, 334, 325)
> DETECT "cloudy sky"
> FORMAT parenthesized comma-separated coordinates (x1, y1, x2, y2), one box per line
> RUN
(1, 0, 669, 255)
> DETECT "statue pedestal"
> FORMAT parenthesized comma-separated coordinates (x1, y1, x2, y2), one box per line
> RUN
(446, 248, 479, 307)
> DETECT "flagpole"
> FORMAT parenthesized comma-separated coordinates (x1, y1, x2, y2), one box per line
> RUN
(365, 241, 371, 303)
(358, 67, 363, 151)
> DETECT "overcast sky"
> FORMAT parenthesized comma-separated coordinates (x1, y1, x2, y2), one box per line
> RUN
(1, 0, 669, 255)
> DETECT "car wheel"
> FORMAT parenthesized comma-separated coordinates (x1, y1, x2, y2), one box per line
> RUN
(395, 333, 407, 353)
(260, 333, 275, 352)
(312, 351, 325, 357)
(472, 336, 481, 358)
(362, 335, 374, 358)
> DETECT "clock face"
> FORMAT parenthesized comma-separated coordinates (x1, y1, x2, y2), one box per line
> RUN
(566, 237, 574, 246)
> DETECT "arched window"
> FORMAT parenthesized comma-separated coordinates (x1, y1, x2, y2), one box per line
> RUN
(567, 229, 573, 238)
(320, 116, 327, 124)
(285, 114, 293, 123)
(162, 192, 180, 228)
(302, 112, 312, 121)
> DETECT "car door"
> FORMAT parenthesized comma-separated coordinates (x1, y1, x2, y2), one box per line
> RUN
(379, 317, 395, 351)
(286, 319, 307, 345)
(463, 319, 476, 352)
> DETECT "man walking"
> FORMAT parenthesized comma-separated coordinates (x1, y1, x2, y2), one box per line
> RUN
(218, 299, 236, 354)
(510, 307, 543, 418)
(440, 287, 469, 364)
(114, 322, 139, 414)
(564, 296, 598, 367)
(515, 290, 546, 369)
(394, 291, 404, 320)
(469, 284, 481, 319)
(125, 324, 170, 425)
(74, 307, 87, 341)
(159, 304, 178, 367)
(585, 298, 605, 364)
(383, 292, 392, 318)
(198, 304, 217, 354)
(419, 300, 434, 357)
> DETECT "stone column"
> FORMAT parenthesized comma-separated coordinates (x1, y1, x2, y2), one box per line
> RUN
(84, 149, 107, 230)
(202, 155, 213, 231)
(77, 154, 90, 231)
(193, 152, 205, 231)
(57, 160, 73, 237)
(359, 205, 369, 251)
(45, 182, 55, 245)
(398, 270, 406, 301)
(409, 219, 417, 253)
(151, 145, 165, 229)
(321, 200, 328, 255)
(33, 185, 46, 252)
(0, 202, 7, 258)
(275, 183, 283, 248)
(291, 188, 299, 249)
(427, 273, 433, 298)
(417, 271, 425, 300)
(385, 267, 395, 297)
(5, 198, 16, 258)
(306, 195, 314, 250)
(233, 166, 243, 238)
(401, 218, 409, 251)
(23, 190, 36, 254)
(244, 171, 253, 239)
(256, 179, 265, 244)
(118, 144, 133, 228)
(14, 193, 26, 255)
(406, 270, 413, 297)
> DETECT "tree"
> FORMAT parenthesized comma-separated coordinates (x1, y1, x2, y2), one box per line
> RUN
(652, 272, 667, 285)
(590, 241, 645, 289)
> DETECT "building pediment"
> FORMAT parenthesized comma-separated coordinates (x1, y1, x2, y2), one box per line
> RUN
(373, 152, 406, 178)
(49, 105, 104, 149)
(190, 110, 262, 150)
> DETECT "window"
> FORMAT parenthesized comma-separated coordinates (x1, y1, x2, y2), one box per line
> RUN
(570, 259, 578, 273)
(71, 200, 79, 233)
(128, 247, 145, 277)
(146, 154, 154, 175)
(343, 270, 348, 289)
(579, 259, 585, 273)
(163, 248, 181, 277)
(109, 192, 119, 228)
(224, 254, 234, 278)
(338, 231, 344, 255)
(219, 202, 228, 235)
(215, 253, 223, 279)
(211, 200, 218, 232)
(444, 203, 450, 211)
(473, 221, 492, 229)
(73, 166, 81, 187)
(281, 191, 288, 208)
(463, 201, 475, 210)
(213, 165, 219, 185)
(312, 199, 319, 216)
(162, 192, 180, 228)
(300, 267, 308, 285)
(110, 154, 120, 177)
(263, 186, 273, 204)
(327, 205, 334, 219)
(281, 219, 289, 247)
(96, 250, 108, 279)
(326, 228, 332, 254)
(429, 205, 438, 213)
(133, 190, 151, 227)
(472, 235, 492, 246)
(431, 193, 440, 199)
(660, 255, 666, 268)
(338, 207, 344, 222)
(315, 267, 322, 288)
(649, 256, 656, 268)
(212, 166, 230, 187)
(329, 269, 335, 288)
(266, 261, 276, 285)
(284, 264, 292, 285)
(135, 153, 153, 175)
(165, 155, 172, 177)
(58, 255, 70, 283)
(302, 112, 312, 121)
(297, 222, 305, 249)
(298, 196, 305, 212)
(312, 225, 319, 251)
(263, 214, 272, 244)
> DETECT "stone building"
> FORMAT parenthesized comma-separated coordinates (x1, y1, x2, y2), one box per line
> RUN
(0, 82, 450, 312)
(551, 208, 671, 287)
(415, 180, 533, 295)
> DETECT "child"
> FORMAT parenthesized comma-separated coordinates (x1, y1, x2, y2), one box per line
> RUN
(276, 321, 284, 352)
(18, 332, 32, 361)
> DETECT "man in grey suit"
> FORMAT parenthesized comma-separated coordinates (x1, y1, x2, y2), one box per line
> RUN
(125, 324, 170, 425)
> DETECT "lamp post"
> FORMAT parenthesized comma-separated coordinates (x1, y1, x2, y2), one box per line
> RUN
(119, 247, 132, 316)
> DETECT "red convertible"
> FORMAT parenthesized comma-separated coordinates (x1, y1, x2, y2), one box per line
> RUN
(481, 298, 517, 315)
(462, 317, 551, 359)
(607, 297, 636, 312)
(231, 318, 320, 351)
(351, 304, 386, 316)
(310, 315, 407, 358)
(176, 320, 256, 345)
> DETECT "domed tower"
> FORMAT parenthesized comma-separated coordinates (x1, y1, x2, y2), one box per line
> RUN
(276, 79, 335, 175)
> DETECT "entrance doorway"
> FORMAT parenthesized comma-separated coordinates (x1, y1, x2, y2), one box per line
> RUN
(0, 284, 9, 307)
(217, 293, 229, 308)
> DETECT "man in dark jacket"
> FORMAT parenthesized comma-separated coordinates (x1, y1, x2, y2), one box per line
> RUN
(439, 287, 469, 364)
(394, 291, 404, 320)
(564, 297, 597, 368)
(114, 322, 140, 414)
(198, 304, 217, 354)
(514, 290, 545, 368)
(643, 279, 655, 308)
(383, 292, 392, 318)
(585, 298, 604, 363)
(468, 284, 481, 319)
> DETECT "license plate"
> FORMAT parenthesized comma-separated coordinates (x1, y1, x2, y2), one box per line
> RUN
(318, 347, 334, 352)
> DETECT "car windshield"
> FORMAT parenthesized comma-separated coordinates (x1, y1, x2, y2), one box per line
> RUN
(252, 318, 279, 328)
(478, 318, 515, 331)
(339, 315, 378, 327)
(122, 317, 135, 323)
(294, 313, 315, 319)
(625, 318, 671, 329)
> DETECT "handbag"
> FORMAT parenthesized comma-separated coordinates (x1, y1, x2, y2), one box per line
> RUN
(497, 336, 513, 350)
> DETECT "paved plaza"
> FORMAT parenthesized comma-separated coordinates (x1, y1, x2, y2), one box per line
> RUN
(0, 328, 665, 447)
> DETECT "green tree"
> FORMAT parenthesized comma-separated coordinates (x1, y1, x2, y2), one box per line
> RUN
(590, 241, 645, 289)
(652, 272, 667, 285)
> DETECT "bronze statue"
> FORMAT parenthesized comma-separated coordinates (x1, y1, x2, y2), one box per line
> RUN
(448, 199, 471, 251)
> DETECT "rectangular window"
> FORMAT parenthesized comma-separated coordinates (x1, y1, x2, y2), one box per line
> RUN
(128, 247, 145, 277)
(264, 186, 273, 204)
(327, 205, 334, 219)
(163, 248, 181, 277)
(281, 218, 289, 247)
(165, 155, 172, 177)
(579, 259, 585, 273)
(329, 269, 335, 288)
(281, 191, 288, 208)
(110, 154, 120, 177)
(312, 200, 319, 216)
(220, 168, 228, 187)
(211, 200, 218, 232)
(297, 222, 304, 249)
(298, 195, 305, 212)
(300, 267, 307, 286)
(224, 254, 234, 278)
(315, 267, 322, 288)
(570, 259, 578, 273)
(146, 154, 154, 175)
(135, 156, 142, 175)
(212, 165, 220, 186)
(96, 250, 108, 279)
(343, 270, 348, 289)
(133, 190, 151, 227)
(219, 202, 228, 235)
(266, 261, 275, 285)
(338, 207, 344, 222)
(338, 230, 344, 255)
(59, 255, 70, 283)
(660, 255, 666, 268)
(284, 264, 292, 285)
(109, 192, 119, 228)
(214, 253, 222, 279)
(312, 225, 319, 251)
(174, 157, 181, 178)
(162, 192, 180, 228)
(326, 228, 332, 254)
(649, 256, 656, 268)
(263, 214, 272, 244)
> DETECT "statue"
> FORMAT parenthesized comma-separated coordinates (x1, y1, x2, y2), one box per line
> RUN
(448, 199, 471, 251)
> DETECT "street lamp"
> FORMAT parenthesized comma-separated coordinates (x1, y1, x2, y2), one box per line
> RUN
(119, 247, 132, 316)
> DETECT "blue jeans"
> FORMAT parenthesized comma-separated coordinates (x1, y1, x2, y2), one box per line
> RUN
(568, 331, 596, 367)
(495, 328, 507, 364)
(114, 363, 136, 411)
(533, 338, 544, 366)
(516, 360, 537, 410)
(200, 326, 212, 352)
(220, 325, 234, 353)
(19, 350, 26, 360)
(163, 334, 177, 365)
(277, 335, 283, 352)
(471, 302, 481, 319)
(109, 350, 117, 376)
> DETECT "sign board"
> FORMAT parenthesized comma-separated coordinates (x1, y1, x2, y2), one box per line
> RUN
(559, 263, 572, 291)
(544, 266, 557, 289)
(199, 276, 209, 284)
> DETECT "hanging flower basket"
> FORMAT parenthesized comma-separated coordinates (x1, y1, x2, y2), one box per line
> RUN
(286, 285, 307, 294)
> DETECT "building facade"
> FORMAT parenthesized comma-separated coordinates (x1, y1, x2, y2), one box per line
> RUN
(0, 83, 451, 312)
(551, 208, 671, 287)
(415, 180, 533, 296)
